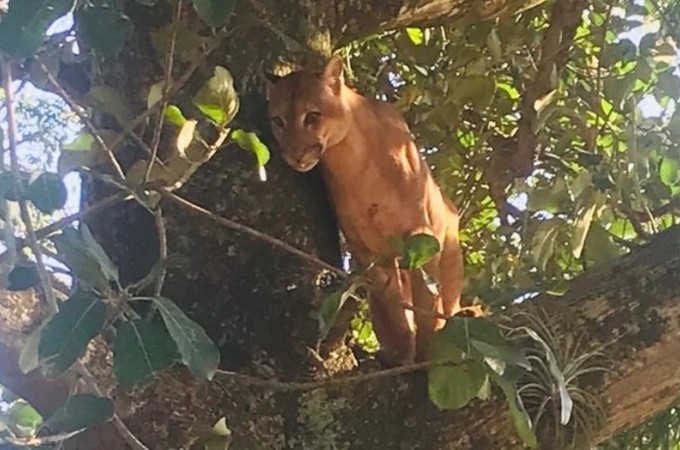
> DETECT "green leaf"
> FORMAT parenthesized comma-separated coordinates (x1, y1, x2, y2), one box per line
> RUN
(58, 130, 119, 175)
(193, 66, 240, 126)
(470, 340, 530, 375)
(38, 291, 106, 377)
(401, 233, 441, 269)
(114, 320, 179, 390)
(659, 157, 680, 187)
(25, 172, 67, 214)
(571, 189, 602, 259)
(165, 105, 187, 127)
(7, 400, 43, 438)
(405, 28, 424, 45)
(62, 133, 96, 151)
(486, 28, 502, 62)
(44, 394, 114, 433)
(75, 5, 132, 56)
(518, 326, 573, 425)
(318, 286, 352, 340)
(531, 219, 562, 271)
(7, 264, 40, 291)
(19, 325, 42, 374)
(52, 225, 119, 292)
(85, 86, 134, 126)
(0, 0, 74, 57)
(191, 0, 237, 28)
(189, 417, 232, 450)
(495, 375, 537, 448)
(231, 129, 271, 168)
(152, 297, 220, 380)
(428, 361, 488, 409)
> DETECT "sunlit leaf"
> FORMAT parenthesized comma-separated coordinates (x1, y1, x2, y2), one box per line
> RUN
(7, 400, 42, 438)
(401, 233, 441, 269)
(659, 157, 680, 187)
(165, 105, 187, 127)
(194, 66, 240, 126)
(406, 28, 424, 45)
(231, 129, 271, 174)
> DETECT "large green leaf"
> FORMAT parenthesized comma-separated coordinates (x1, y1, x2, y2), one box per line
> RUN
(191, 0, 237, 28)
(317, 286, 352, 340)
(51, 225, 119, 292)
(75, 5, 132, 56)
(494, 375, 537, 449)
(0, 0, 74, 57)
(38, 291, 106, 377)
(152, 297, 220, 380)
(401, 233, 441, 269)
(659, 157, 680, 187)
(114, 320, 179, 390)
(428, 361, 488, 409)
(43, 394, 114, 433)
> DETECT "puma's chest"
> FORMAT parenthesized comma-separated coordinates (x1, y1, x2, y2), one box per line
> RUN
(324, 169, 422, 257)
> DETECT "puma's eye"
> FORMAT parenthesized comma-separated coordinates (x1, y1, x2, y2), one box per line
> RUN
(303, 112, 321, 126)
(271, 117, 284, 128)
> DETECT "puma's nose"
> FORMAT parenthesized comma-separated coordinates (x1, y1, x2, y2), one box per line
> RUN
(295, 143, 323, 171)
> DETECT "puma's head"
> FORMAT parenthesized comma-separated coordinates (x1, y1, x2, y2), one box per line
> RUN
(266, 56, 351, 172)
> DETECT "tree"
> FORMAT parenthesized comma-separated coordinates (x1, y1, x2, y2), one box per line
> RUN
(2, 0, 680, 448)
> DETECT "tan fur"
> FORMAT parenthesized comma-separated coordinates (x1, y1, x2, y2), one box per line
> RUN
(267, 57, 476, 365)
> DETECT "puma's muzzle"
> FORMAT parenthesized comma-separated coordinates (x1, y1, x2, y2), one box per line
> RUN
(283, 142, 323, 172)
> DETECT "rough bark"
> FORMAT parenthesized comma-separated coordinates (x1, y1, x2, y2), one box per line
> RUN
(3, 225, 680, 448)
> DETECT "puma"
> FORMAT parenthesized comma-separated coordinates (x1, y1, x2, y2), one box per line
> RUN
(266, 56, 476, 365)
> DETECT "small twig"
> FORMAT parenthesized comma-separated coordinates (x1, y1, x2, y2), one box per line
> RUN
(2, 58, 58, 313)
(38, 60, 126, 180)
(0, 193, 129, 265)
(144, 0, 182, 183)
(1, 429, 85, 447)
(215, 360, 443, 392)
(161, 190, 347, 277)
(75, 363, 150, 450)
(153, 207, 168, 296)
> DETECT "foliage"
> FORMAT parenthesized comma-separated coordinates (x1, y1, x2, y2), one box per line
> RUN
(1, 0, 680, 447)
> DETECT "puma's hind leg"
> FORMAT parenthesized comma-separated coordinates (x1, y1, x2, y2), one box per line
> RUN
(366, 260, 417, 366)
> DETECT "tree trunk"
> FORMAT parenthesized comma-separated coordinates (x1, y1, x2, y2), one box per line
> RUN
(6, 0, 668, 448)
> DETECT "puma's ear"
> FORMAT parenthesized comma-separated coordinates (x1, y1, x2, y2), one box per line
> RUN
(322, 55, 344, 94)
(263, 72, 281, 100)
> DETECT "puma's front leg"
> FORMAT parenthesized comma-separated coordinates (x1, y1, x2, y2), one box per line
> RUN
(366, 259, 416, 365)
(412, 256, 444, 362)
